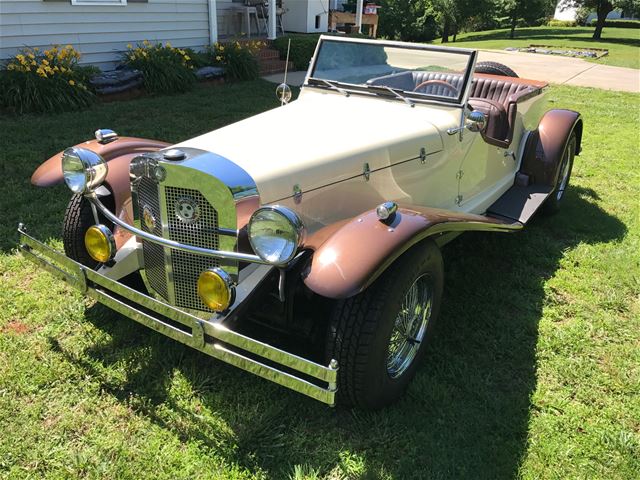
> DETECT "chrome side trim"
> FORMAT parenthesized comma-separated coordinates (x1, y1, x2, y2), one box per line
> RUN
(86, 192, 272, 265)
(17, 226, 338, 406)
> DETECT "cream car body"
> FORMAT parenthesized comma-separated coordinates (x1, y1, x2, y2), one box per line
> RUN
(19, 36, 582, 409)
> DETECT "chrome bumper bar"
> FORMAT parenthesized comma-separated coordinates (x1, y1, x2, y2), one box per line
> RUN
(17, 225, 338, 406)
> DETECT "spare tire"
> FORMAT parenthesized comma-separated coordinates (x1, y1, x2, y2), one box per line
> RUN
(475, 61, 519, 78)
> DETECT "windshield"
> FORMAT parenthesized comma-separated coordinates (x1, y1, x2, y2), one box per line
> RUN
(309, 38, 475, 104)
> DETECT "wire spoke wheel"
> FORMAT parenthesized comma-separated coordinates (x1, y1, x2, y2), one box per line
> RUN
(386, 274, 433, 378)
(556, 137, 575, 202)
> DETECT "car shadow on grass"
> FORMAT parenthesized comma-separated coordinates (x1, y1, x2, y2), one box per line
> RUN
(51, 185, 626, 479)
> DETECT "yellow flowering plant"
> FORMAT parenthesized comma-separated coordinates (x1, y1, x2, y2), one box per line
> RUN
(123, 41, 196, 94)
(210, 40, 263, 81)
(1, 45, 96, 114)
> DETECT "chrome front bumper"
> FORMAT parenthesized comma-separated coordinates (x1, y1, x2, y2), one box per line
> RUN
(17, 225, 338, 406)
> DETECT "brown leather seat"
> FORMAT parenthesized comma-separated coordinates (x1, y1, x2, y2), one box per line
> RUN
(468, 97, 509, 142)
(367, 71, 542, 147)
(468, 76, 538, 148)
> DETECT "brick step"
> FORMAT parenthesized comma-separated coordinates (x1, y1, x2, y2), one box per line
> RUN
(255, 48, 281, 60)
(258, 58, 294, 75)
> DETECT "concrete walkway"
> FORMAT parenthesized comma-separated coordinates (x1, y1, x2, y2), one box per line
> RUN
(477, 49, 639, 93)
(263, 49, 639, 93)
(262, 70, 307, 87)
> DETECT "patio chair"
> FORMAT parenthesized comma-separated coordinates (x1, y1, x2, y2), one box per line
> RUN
(258, 0, 286, 35)
(245, 0, 268, 35)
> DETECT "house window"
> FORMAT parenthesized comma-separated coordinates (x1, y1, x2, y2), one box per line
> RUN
(71, 0, 127, 5)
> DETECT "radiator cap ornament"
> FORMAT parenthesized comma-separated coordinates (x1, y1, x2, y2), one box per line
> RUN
(163, 148, 186, 161)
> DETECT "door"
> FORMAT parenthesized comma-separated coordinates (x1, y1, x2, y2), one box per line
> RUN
(457, 122, 519, 214)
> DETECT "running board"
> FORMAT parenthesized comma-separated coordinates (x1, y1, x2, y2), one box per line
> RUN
(487, 184, 552, 224)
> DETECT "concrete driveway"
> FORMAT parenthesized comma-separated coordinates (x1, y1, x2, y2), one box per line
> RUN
(477, 49, 639, 92)
(263, 48, 639, 93)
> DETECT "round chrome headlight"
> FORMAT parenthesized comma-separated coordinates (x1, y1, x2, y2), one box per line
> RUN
(248, 206, 305, 265)
(62, 147, 108, 194)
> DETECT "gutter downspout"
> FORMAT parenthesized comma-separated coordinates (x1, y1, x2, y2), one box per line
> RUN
(208, 0, 218, 44)
(268, 0, 277, 40)
(355, 0, 363, 34)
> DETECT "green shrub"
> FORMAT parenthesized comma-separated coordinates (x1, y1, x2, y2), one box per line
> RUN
(0, 45, 96, 114)
(589, 18, 640, 28)
(211, 41, 261, 81)
(272, 33, 371, 71)
(547, 19, 577, 27)
(273, 34, 320, 71)
(123, 41, 196, 95)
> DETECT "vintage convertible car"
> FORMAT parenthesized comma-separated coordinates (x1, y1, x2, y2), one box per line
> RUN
(19, 36, 582, 409)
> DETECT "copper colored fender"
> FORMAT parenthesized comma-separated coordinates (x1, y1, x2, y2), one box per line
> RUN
(303, 206, 521, 299)
(31, 136, 170, 249)
(31, 137, 170, 187)
(521, 109, 582, 186)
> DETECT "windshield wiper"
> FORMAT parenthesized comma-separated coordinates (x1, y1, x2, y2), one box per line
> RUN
(308, 78, 350, 97)
(366, 85, 415, 107)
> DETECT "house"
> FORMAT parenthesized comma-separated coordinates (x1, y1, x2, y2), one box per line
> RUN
(553, 0, 638, 23)
(0, 0, 328, 71)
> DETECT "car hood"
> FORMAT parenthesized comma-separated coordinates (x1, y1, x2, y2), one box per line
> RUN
(175, 90, 448, 204)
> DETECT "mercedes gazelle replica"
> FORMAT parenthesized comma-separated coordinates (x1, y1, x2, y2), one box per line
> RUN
(19, 36, 582, 409)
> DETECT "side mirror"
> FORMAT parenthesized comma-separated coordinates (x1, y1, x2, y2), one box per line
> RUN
(466, 110, 486, 133)
(276, 83, 292, 105)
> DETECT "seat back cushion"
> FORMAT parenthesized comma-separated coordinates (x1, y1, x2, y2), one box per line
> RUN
(470, 77, 534, 107)
(468, 98, 509, 142)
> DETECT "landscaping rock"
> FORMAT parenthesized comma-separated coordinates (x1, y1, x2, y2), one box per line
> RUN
(90, 69, 143, 95)
(196, 66, 225, 80)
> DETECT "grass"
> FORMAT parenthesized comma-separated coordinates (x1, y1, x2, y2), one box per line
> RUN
(448, 26, 640, 69)
(1, 81, 639, 479)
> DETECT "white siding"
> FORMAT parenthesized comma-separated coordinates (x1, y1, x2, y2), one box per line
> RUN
(0, 0, 212, 70)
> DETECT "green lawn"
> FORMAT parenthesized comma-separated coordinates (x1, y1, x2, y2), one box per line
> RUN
(1, 82, 639, 479)
(447, 26, 640, 69)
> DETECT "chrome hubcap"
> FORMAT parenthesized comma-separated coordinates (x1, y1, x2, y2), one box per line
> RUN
(387, 274, 433, 378)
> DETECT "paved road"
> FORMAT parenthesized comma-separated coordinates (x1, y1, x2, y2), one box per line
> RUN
(263, 49, 639, 93)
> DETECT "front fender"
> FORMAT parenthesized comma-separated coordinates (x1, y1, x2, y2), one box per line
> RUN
(303, 205, 521, 299)
(32, 136, 170, 249)
(31, 136, 170, 187)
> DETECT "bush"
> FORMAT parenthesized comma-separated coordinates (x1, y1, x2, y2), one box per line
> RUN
(0, 45, 96, 114)
(547, 19, 577, 27)
(272, 35, 320, 71)
(272, 33, 371, 71)
(589, 18, 640, 28)
(211, 41, 261, 81)
(123, 40, 196, 95)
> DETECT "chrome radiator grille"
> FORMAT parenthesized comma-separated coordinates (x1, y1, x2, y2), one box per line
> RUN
(165, 187, 220, 312)
(138, 177, 168, 300)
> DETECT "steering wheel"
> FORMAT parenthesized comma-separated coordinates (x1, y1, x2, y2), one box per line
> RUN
(413, 80, 459, 97)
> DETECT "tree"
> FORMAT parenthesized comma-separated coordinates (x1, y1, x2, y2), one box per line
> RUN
(377, 0, 439, 42)
(432, 0, 494, 42)
(561, 1, 640, 39)
(495, 0, 556, 38)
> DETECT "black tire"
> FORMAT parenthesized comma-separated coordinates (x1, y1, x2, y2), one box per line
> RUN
(543, 132, 577, 215)
(475, 61, 519, 78)
(63, 193, 114, 268)
(326, 241, 444, 410)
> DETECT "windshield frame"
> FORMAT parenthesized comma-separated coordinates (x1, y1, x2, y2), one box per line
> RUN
(304, 36, 477, 108)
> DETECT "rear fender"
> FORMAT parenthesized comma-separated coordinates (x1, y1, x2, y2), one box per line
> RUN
(303, 205, 521, 299)
(520, 109, 582, 187)
(31, 136, 170, 248)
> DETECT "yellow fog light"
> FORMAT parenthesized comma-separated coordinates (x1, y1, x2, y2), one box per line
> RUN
(84, 224, 115, 263)
(197, 268, 235, 312)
